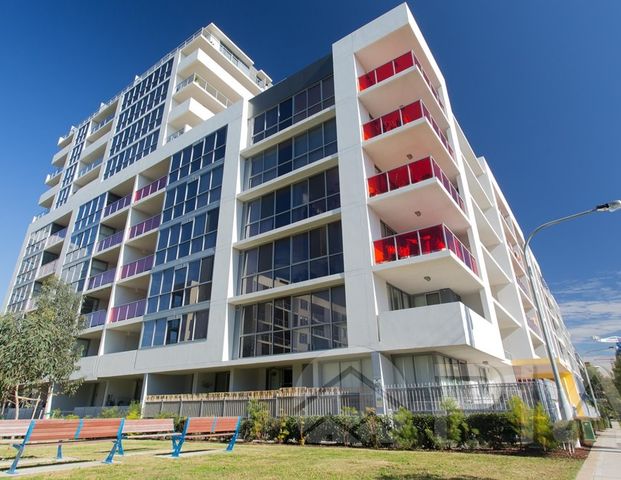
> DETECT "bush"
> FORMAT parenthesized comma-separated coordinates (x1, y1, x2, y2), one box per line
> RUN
(466, 413, 514, 448)
(391, 407, 418, 449)
(126, 401, 142, 420)
(99, 406, 122, 418)
(247, 400, 270, 440)
(532, 403, 555, 451)
(507, 396, 532, 444)
(553, 420, 579, 445)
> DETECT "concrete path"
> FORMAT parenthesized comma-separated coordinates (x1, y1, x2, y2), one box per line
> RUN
(577, 421, 621, 480)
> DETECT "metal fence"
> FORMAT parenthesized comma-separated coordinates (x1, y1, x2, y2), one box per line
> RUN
(143, 380, 559, 420)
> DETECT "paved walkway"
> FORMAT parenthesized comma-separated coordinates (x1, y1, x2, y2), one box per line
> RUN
(577, 421, 621, 480)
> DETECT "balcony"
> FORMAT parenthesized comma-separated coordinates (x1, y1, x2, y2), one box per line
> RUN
(84, 309, 107, 329)
(36, 259, 58, 279)
(128, 215, 160, 240)
(103, 194, 132, 218)
(358, 51, 446, 131)
(75, 157, 104, 187)
(87, 268, 116, 290)
(88, 114, 115, 142)
(119, 255, 154, 280)
(95, 231, 124, 253)
(135, 176, 167, 202)
(373, 224, 481, 297)
(45, 169, 63, 186)
(109, 299, 146, 324)
(367, 156, 468, 233)
(174, 73, 232, 113)
(362, 100, 457, 177)
(45, 228, 67, 249)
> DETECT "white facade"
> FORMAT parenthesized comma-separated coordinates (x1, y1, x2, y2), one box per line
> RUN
(4, 4, 586, 415)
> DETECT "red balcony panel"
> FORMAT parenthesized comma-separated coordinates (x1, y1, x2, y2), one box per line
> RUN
(374, 237, 397, 263)
(387, 165, 410, 191)
(393, 52, 414, 74)
(375, 61, 395, 83)
(358, 72, 376, 91)
(368, 173, 388, 197)
(400, 101, 423, 124)
(380, 110, 402, 133)
(408, 157, 433, 183)
(396, 231, 420, 259)
(363, 118, 382, 140)
(419, 225, 446, 255)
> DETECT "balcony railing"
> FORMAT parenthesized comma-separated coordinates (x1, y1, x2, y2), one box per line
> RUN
(527, 316, 542, 337)
(120, 255, 154, 280)
(128, 215, 160, 239)
(374, 224, 478, 275)
(45, 169, 63, 183)
(37, 259, 59, 278)
(87, 268, 116, 290)
(78, 157, 103, 178)
(516, 276, 532, 299)
(167, 128, 186, 143)
(367, 156, 465, 211)
(103, 194, 132, 217)
(109, 299, 146, 323)
(84, 309, 107, 328)
(32, 209, 50, 222)
(358, 51, 444, 109)
(90, 114, 115, 134)
(176, 73, 232, 107)
(135, 176, 167, 202)
(95, 231, 124, 252)
(362, 100, 454, 158)
(45, 228, 67, 247)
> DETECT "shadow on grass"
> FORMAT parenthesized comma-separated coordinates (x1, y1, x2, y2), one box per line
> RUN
(377, 475, 495, 480)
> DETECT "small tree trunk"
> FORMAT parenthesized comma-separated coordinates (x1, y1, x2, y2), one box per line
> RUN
(44, 384, 54, 418)
(31, 392, 41, 420)
(14, 385, 19, 420)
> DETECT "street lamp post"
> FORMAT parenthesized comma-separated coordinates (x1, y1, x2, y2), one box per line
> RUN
(522, 200, 621, 420)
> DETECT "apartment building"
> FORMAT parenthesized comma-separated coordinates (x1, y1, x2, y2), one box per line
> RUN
(4, 4, 588, 418)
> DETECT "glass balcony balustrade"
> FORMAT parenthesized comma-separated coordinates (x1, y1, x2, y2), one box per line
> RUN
(45, 228, 67, 247)
(128, 215, 161, 239)
(84, 309, 107, 328)
(120, 255, 154, 279)
(95, 230, 124, 252)
(134, 176, 167, 202)
(358, 51, 444, 109)
(109, 299, 146, 323)
(367, 156, 464, 211)
(103, 194, 132, 217)
(87, 268, 116, 290)
(374, 224, 478, 275)
(362, 100, 453, 158)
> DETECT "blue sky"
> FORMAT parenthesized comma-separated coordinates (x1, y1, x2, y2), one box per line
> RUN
(0, 1, 619, 367)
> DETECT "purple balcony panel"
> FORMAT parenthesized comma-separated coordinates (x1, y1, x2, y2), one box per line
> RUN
(87, 268, 116, 290)
(135, 176, 167, 202)
(96, 230, 124, 252)
(103, 194, 132, 217)
(110, 299, 146, 323)
(120, 254, 154, 279)
(84, 309, 107, 328)
(129, 215, 161, 239)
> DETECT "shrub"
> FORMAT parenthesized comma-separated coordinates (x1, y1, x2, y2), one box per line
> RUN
(552, 420, 579, 445)
(247, 400, 270, 440)
(126, 401, 142, 420)
(466, 413, 514, 448)
(507, 396, 532, 444)
(99, 406, 122, 418)
(532, 403, 555, 451)
(391, 407, 418, 449)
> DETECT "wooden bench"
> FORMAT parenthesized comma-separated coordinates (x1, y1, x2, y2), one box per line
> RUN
(2, 418, 125, 474)
(119, 418, 176, 453)
(171, 416, 241, 457)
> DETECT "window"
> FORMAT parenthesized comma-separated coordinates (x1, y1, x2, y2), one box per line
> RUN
(239, 286, 346, 357)
(240, 221, 344, 294)
(155, 208, 219, 266)
(247, 118, 337, 189)
(251, 76, 334, 145)
(243, 167, 340, 238)
(387, 284, 461, 311)
(140, 309, 209, 348)
(147, 256, 214, 314)
(168, 127, 227, 184)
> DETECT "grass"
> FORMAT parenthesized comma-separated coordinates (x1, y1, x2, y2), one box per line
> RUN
(0, 440, 583, 479)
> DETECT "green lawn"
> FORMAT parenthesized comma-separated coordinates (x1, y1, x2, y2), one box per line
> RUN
(0, 440, 583, 479)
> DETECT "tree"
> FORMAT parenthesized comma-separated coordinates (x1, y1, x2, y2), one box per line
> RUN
(612, 356, 621, 396)
(587, 364, 621, 419)
(0, 277, 85, 418)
